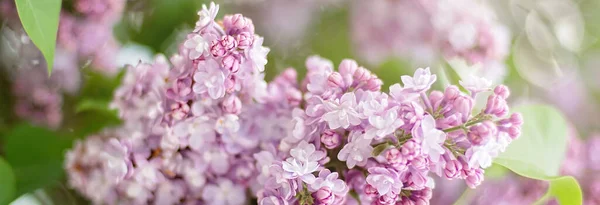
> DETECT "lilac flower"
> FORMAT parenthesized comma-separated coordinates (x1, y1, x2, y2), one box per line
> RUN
(366, 167, 403, 196)
(401, 67, 437, 93)
(415, 115, 446, 162)
(282, 141, 324, 183)
(366, 107, 404, 140)
(184, 34, 209, 59)
(309, 169, 349, 196)
(195, 2, 219, 31)
(459, 75, 492, 94)
(193, 59, 228, 99)
(322, 92, 362, 129)
(466, 141, 499, 169)
(202, 179, 247, 205)
(338, 132, 373, 168)
(248, 36, 270, 72)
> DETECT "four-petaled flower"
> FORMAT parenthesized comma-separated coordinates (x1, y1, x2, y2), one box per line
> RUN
(184, 34, 209, 60)
(415, 115, 446, 162)
(322, 92, 362, 129)
(401, 67, 437, 93)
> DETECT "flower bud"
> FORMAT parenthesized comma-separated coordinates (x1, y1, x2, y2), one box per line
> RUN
(339, 59, 358, 76)
(365, 77, 383, 91)
(484, 94, 508, 117)
(468, 121, 497, 145)
(493, 85, 510, 99)
(236, 32, 254, 49)
(465, 168, 484, 188)
(377, 192, 398, 205)
(444, 85, 460, 101)
(444, 160, 463, 179)
(353, 67, 371, 82)
(364, 184, 379, 197)
(312, 187, 334, 205)
(510, 113, 523, 126)
(453, 95, 474, 123)
(327, 72, 345, 89)
(221, 54, 240, 73)
(220, 35, 237, 52)
(321, 130, 341, 149)
(286, 89, 302, 106)
(210, 40, 226, 57)
(170, 101, 190, 120)
(400, 139, 421, 160)
(222, 95, 241, 114)
(508, 126, 521, 139)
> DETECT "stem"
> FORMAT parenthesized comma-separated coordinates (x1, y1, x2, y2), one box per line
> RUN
(420, 92, 433, 113)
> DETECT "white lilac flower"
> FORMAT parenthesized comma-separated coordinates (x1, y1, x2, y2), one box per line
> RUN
(417, 115, 446, 163)
(459, 75, 492, 94)
(184, 34, 209, 60)
(215, 114, 240, 135)
(401, 67, 437, 93)
(322, 92, 362, 129)
(338, 132, 373, 168)
(195, 2, 219, 31)
(309, 169, 349, 195)
(202, 179, 247, 205)
(366, 167, 403, 196)
(282, 141, 325, 184)
(248, 36, 270, 72)
(365, 107, 404, 140)
(192, 59, 228, 99)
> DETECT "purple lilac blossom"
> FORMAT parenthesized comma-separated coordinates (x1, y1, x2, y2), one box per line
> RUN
(65, 2, 523, 205)
(351, 0, 510, 82)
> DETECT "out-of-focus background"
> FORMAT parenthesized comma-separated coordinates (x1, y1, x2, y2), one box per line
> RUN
(1, 0, 600, 204)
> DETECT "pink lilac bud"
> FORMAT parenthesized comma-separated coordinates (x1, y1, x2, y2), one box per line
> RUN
(429, 91, 444, 109)
(222, 95, 242, 114)
(224, 75, 237, 93)
(321, 130, 341, 149)
(465, 168, 484, 189)
(327, 72, 345, 89)
(312, 187, 335, 205)
(210, 40, 227, 57)
(444, 160, 463, 179)
(453, 95, 474, 123)
(484, 94, 508, 117)
(376, 192, 398, 205)
(410, 156, 429, 170)
(510, 113, 523, 126)
(365, 77, 383, 91)
(286, 89, 302, 106)
(353, 66, 371, 82)
(508, 126, 521, 139)
(222, 54, 240, 73)
(236, 32, 253, 49)
(444, 86, 460, 101)
(220, 35, 237, 52)
(467, 121, 497, 145)
(170, 101, 190, 120)
(400, 139, 421, 161)
(493, 85, 510, 99)
(399, 102, 424, 130)
(338, 59, 358, 77)
(364, 184, 379, 198)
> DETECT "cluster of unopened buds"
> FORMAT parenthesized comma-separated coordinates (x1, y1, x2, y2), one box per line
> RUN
(64, 2, 523, 205)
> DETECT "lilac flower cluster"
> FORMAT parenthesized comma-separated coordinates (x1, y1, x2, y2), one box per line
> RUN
(0, 0, 124, 128)
(352, 0, 510, 78)
(64, 2, 522, 205)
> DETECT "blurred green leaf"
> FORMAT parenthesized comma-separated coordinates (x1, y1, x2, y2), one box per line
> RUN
(372, 58, 412, 92)
(0, 157, 16, 205)
(494, 104, 582, 205)
(75, 100, 113, 114)
(15, 0, 61, 74)
(483, 164, 508, 179)
(3, 124, 72, 196)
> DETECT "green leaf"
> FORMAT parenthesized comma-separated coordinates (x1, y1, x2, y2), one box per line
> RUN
(371, 143, 393, 157)
(3, 124, 72, 196)
(372, 58, 412, 92)
(75, 100, 113, 113)
(483, 164, 508, 179)
(15, 0, 61, 74)
(0, 157, 16, 205)
(494, 104, 582, 205)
